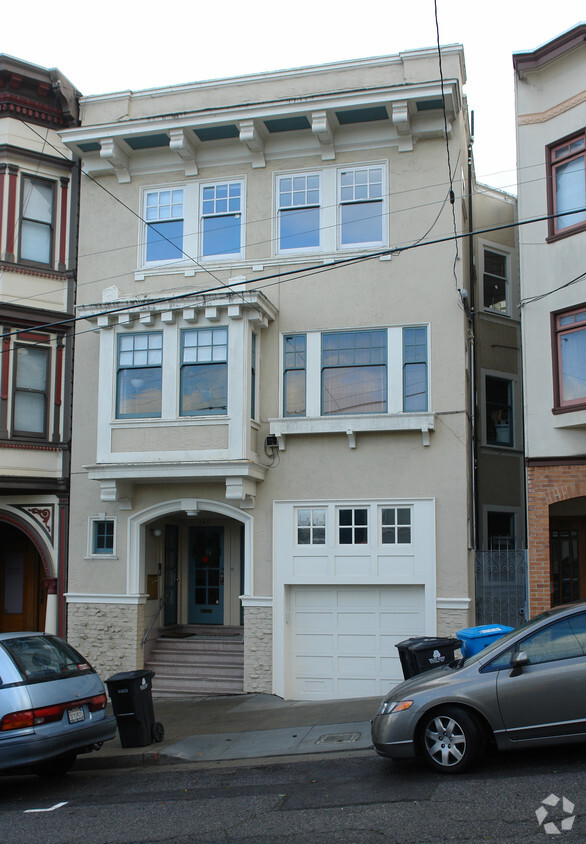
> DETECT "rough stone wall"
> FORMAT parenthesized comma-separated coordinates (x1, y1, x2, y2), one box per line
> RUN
(243, 605, 272, 693)
(526, 464, 586, 615)
(437, 608, 470, 644)
(67, 602, 145, 681)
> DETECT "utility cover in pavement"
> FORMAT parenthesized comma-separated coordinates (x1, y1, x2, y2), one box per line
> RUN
(315, 732, 361, 745)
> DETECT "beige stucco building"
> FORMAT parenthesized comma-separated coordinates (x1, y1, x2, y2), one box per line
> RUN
(61, 46, 522, 699)
(514, 25, 586, 615)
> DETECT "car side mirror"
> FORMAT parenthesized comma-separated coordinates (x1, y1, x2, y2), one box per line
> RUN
(509, 651, 529, 677)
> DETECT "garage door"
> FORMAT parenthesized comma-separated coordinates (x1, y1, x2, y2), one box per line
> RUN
(287, 585, 426, 700)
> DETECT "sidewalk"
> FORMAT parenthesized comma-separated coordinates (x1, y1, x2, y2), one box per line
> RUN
(77, 693, 381, 770)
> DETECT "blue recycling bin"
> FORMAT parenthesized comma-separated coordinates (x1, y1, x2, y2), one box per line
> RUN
(456, 624, 514, 658)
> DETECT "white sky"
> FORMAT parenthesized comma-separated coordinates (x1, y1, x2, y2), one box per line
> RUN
(4, 1, 585, 193)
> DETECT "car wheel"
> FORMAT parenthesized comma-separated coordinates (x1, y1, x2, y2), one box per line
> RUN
(420, 707, 485, 774)
(32, 751, 77, 777)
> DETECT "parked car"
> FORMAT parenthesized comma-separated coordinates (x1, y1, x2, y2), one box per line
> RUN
(371, 601, 586, 773)
(0, 632, 116, 775)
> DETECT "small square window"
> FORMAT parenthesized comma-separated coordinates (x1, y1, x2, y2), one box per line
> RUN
(338, 507, 368, 544)
(92, 520, 115, 555)
(381, 507, 412, 544)
(297, 508, 326, 545)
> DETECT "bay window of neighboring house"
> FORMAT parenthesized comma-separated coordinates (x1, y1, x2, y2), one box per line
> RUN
(19, 176, 55, 266)
(283, 326, 428, 417)
(145, 188, 184, 262)
(548, 132, 586, 239)
(116, 332, 163, 418)
(483, 248, 508, 314)
(180, 327, 228, 416)
(485, 376, 513, 446)
(201, 181, 243, 258)
(12, 345, 50, 437)
(552, 305, 586, 410)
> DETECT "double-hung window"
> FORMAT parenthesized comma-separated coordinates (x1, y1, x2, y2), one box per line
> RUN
(283, 334, 307, 417)
(13, 345, 50, 437)
(553, 306, 586, 410)
(277, 174, 320, 251)
(20, 177, 54, 265)
(180, 328, 228, 416)
(116, 332, 163, 418)
(145, 189, 184, 262)
(338, 166, 383, 246)
(201, 181, 243, 258)
(322, 330, 387, 415)
(485, 376, 513, 446)
(548, 132, 586, 238)
(483, 249, 508, 313)
(403, 327, 428, 412)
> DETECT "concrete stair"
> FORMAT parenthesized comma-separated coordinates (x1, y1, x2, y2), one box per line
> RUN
(145, 626, 244, 697)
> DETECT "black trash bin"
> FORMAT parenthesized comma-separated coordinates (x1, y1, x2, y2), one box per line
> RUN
(106, 669, 164, 748)
(395, 637, 462, 680)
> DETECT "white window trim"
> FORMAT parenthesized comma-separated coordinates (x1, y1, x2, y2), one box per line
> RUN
(272, 325, 432, 446)
(379, 504, 414, 546)
(140, 178, 246, 269)
(274, 162, 388, 257)
(86, 516, 117, 559)
(479, 239, 513, 317)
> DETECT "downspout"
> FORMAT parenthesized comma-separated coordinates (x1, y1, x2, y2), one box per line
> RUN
(467, 111, 479, 550)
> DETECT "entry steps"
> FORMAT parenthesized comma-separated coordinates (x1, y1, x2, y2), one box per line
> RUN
(145, 626, 244, 697)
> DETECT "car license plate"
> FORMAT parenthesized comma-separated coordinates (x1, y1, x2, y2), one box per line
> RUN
(67, 706, 85, 724)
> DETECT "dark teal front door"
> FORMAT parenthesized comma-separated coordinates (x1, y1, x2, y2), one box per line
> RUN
(188, 526, 224, 624)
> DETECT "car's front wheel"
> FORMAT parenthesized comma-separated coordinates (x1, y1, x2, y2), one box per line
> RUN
(420, 706, 485, 774)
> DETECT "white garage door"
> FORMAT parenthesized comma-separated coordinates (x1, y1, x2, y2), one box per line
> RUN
(287, 585, 426, 700)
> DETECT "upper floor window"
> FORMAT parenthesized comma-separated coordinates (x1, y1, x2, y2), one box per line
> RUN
(282, 325, 428, 418)
(553, 305, 586, 410)
(145, 189, 184, 262)
(19, 177, 54, 266)
(548, 132, 586, 239)
(13, 345, 50, 437)
(339, 166, 383, 246)
(403, 327, 428, 412)
(483, 249, 508, 314)
(180, 328, 228, 416)
(201, 181, 243, 258)
(116, 332, 163, 419)
(322, 330, 387, 415)
(485, 376, 513, 446)
(277, 174, 320, 251)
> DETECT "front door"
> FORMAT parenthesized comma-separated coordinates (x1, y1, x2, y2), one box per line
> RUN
(0, 526, 44, 633)
(188, 526, 224, 624)
(550, 517, 586, 605)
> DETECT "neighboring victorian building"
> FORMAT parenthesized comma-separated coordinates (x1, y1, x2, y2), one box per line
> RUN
(61, 46, 521, 699)
(0, 56, 80, 635)
(513, 25, 586, 615)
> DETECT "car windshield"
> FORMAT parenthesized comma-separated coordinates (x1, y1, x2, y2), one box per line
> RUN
(1, 635, 93, 684)
(461, 610, 554, 667)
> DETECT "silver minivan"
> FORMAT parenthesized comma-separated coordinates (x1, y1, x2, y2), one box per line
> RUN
(0, 632, 116, 775)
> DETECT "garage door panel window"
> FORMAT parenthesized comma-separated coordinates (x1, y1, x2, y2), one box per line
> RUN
(381, 507, 412, 544)
(297, 508, 326, 545)
(338, 507, 368, 544)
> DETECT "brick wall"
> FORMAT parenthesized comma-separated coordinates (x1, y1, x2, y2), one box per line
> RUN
(67, 602, 145, 682)
(526, 463, 586, 615)
(243, 605, 272, 693)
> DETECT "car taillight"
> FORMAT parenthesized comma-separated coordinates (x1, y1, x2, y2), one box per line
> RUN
(1, 694, 106, 731)
(1, 710, 34, 731)
(87, 693, 107, 712)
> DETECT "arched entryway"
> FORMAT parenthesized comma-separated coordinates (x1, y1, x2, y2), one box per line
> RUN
(550, 496, 586, 606)
(0, 523, 49, 633)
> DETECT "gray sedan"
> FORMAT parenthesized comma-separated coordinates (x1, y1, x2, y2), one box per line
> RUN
(0, 632, 116, 775)
(371, 601, 586, 773)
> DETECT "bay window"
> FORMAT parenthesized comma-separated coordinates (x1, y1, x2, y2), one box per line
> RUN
(553, 305, 586, 410)
(20, 177, 55, 265)
(13, 345, 50, 436)
(180, 327, 228, 416)
(116, 332, 163, 418)
(548, 132, 586, 238)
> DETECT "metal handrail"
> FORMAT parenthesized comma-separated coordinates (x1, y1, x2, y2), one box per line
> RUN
(141, 584, 175, 648)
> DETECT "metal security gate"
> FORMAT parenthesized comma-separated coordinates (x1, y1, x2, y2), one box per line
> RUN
(475, 550, 527, 627)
